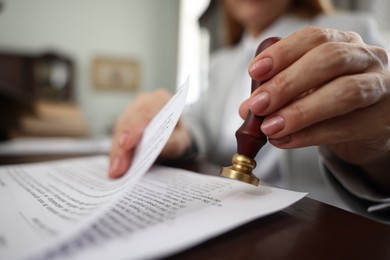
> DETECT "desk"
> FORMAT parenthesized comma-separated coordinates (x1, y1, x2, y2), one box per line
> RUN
(1, 155, 389, 260)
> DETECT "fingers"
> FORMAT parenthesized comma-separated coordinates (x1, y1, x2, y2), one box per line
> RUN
(109, 148, 134, 179)
(248, 26, 364, 81)
(261, 72, 387, 139)
(249, 42, 385, 117)
(109, 120, 146, 179)
(109, 89, 172, 178)
(268, 99, 390, 164)
(247, 27, 381, 117)
(263, 71, 390, 166)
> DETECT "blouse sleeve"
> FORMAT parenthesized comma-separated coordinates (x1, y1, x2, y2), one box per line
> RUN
(318, 146, 390, 223)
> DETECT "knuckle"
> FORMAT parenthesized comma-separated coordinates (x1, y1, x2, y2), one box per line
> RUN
(344, 31, 363, 43)
(305, 26, 335, 44)
(355, 45, 389, 69)
(303, 27, 365, 47)
(289, 101, 308, 124)
(320, 43, 387, 72)
(272, 72, 293, 96)
(322, 42, 353, 67)
(317, 42, 369, 74)
(336, 77, 369, 106)
(366, 74, 386, 103)
(371, 46, 389, 67)
(304, 27, 365, 46)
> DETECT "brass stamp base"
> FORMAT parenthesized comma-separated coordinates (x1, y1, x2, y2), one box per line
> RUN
(220, 154, 259, 186)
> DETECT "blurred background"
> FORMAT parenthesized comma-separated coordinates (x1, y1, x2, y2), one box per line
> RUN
(0, 0, 389, 142)
(0, 0, 179, 140)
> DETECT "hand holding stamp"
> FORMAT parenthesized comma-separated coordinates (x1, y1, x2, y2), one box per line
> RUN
(220, 37, 280, 186)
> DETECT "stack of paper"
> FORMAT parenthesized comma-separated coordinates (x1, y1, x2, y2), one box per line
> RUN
(0, 79, 305, 259)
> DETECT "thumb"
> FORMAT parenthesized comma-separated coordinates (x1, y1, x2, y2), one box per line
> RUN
(239, 98, 250, 119)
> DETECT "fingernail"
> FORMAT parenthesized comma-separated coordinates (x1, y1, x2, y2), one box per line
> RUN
(249, 92, 270, 114)
(269, 135, 291, 145)
(109, 156, 122, 178)
(249, 57, 273, 78)
(261, 116, 285, 135)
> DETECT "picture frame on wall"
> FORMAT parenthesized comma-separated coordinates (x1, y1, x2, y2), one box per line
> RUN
(92, 56, 140, 91)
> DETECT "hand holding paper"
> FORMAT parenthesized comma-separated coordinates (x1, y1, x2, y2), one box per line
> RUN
(109, 82, 191, 178)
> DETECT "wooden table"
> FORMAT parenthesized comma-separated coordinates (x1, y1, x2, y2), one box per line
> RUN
(166, 197, 390, 260)
(1, 154, 389, 260)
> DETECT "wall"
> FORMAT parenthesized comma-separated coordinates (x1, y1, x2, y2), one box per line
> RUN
(0, 0, 179, 137)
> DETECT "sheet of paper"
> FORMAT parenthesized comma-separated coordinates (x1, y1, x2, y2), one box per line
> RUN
(75, 166, 306, 260)
(14, 159, 306, 260)
(0, 78, 190, 260)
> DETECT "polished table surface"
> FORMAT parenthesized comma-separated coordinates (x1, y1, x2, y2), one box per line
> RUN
(1, 154, 389, 260)
(168, 197, 390, 260)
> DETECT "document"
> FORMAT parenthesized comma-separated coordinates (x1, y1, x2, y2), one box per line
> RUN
(0, 137, 111, 156)
(0, 78, 306, 260)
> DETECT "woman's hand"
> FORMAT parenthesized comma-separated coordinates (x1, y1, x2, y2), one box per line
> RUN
(240, 27, 390, 191)
(109, 89, 191, 178)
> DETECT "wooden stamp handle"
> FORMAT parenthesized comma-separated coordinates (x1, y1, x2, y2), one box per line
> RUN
(236, 37, 280, 158)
